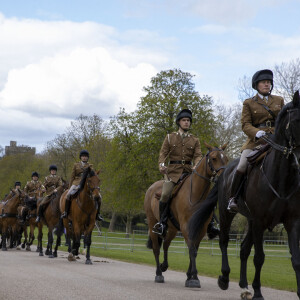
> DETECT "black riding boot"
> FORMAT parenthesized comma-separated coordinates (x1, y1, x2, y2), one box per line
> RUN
(227, 170, 245, 213)
(207, 216, 220, 240)
(96, 200, 104, 222)
(152, 201, 168, 236)
(35, 205, 43, 223)
(61, 196, 71, 219)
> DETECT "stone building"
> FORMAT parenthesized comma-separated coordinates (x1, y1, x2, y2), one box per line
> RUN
(5, 141, 36, 156)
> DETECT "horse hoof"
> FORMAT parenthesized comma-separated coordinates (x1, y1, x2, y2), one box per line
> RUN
(16, 246, 21, 250)
(252, 297, 264, 300)
(185, 279, 201, 288)
(53, 252, 57, 258)
(85, 259, 93, 265)
(2, 248, 7, 251)
(218, 275, 229, 290)
(21, 244, 25, 249)
(241, 290, 253, 300)
(36, 248, 40, 252)
(39, 252, 44, 256)
(49, 254, 54, 258)
(155, 275, 164, 283)
(26, 246, 31, 251)
(160, 262, 168, 272)
(45, 250, 50, 255)
(68, 253, 76, 261)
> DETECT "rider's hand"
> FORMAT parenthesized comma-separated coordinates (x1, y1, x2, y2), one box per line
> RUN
(54, 189, 57, 193)
(159, 165, 167, 175)
(256, 130, 266, 139)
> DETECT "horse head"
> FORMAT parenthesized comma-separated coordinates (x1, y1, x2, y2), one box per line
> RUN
(275, 90, 300, 166)
(81, 167, 101, 204)
(203, 142, 229, 179)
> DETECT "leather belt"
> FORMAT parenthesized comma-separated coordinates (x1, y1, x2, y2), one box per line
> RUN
(254, 121, 274, 128)
(169, 160, 192, 165)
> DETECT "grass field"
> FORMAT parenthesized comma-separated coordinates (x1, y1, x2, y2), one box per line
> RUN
(30, 227, 297, 293)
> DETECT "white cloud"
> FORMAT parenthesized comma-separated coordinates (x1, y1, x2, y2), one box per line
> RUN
(0, 12, 170, 151)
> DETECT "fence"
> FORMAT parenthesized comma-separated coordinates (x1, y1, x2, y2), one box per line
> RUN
(81, 230, 291, 258)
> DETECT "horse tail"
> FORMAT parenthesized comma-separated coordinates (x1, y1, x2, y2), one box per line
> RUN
(188, 183, 219, 241)
(146, 235, 163, 249)
(55, 217, 64, 237)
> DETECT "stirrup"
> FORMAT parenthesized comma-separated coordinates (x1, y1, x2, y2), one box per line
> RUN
(35, 216, 40, 223)
(152, 222, 165, 236)
(96, 214, 104, 222)
(227, 198, 238, 213)
(61, 211, 68, 219)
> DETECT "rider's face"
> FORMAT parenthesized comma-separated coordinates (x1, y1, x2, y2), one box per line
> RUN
(15, 185, 21, 189)
(257, 80, 271, 95)
(179, 118, 191, 130)
(81, 155, 89, 162)
(32, 176, 38, 181)
(50, 170, 56, 175)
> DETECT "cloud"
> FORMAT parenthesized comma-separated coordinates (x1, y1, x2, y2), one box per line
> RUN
(0, 12, 170, 151)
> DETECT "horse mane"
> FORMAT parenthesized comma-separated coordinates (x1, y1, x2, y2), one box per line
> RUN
(79, 167, 96, 191)
(274, 101, 294, 136)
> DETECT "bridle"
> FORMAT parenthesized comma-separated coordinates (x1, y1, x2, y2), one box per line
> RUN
(189, 148, 226, 205)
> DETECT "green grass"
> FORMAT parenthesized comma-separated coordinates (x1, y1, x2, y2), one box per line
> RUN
(31, 228, 297, 293)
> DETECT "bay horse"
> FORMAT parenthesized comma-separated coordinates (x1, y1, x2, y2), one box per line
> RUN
(37, 181, 68, 258)
(189, 91, 300, 299)
(58, 166, 101, 264)
(144, 143, 228, 286)
(18, 188, 44, 251)
(0, 189, 24, 251)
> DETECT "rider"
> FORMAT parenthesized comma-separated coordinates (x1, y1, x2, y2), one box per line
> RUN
(153, 109, 220, 237)
(21, 172, 45, 223)
(227, 69, 285, 213)
(35, 165, 63, 223)
(61, 150, 103, 221)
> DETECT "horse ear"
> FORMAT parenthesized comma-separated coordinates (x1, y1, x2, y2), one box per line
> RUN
(292, 90, 300, 107)
(221, 142, 228, 150)
(204, 142, 212, 151)
(96, 170, 100, 175)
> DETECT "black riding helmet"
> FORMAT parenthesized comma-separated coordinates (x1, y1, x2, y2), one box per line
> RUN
(252, 69, 273, 94)
(31, 171, 39, 178)
(176, 109, 192, 126)
(49, 164, 57, 172)
(79, 149, 89, 159)
(15, 181, 21, 187)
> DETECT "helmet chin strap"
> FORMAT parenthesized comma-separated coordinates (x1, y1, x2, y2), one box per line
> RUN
(179, 125, 190, 132)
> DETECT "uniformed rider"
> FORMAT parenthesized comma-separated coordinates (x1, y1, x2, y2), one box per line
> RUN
(35, 165, 63, 223)
(153, 109, 219, 237)
(227, 69, 284, 212)
(61, 150, 103, 221)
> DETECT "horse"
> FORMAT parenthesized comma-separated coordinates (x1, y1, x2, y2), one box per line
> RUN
(144, 143, 228, 286)
(0, 189, 24, 251)
(58, 166, 101, 264)
(18, 188, 44, 251)
(189, 91, 300, 299)
(37, 180, 69, 258)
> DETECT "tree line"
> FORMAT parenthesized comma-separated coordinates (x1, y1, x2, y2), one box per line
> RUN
(0, 62, 299, 233)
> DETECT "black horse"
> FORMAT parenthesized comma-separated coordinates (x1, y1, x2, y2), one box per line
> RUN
(189, 91, 300, 300)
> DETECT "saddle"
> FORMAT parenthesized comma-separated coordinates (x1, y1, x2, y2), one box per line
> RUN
(246, 144, 271, 165)
(155, 173, 190, 200)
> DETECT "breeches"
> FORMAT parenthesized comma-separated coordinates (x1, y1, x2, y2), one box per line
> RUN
(66, 185, 79, 197)
(160, 180, 176, 203)
(236, 149, 252, 173)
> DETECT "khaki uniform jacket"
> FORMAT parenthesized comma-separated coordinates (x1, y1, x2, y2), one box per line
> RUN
(70, 162, 93, 186)
(24, 180, 45, 197)
(43, 175, 63, 196)
(241, 94, 284, 151)
(158, 131, 202, 183)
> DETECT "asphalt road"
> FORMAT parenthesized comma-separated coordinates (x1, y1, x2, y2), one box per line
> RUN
(0, 247, 298, 300)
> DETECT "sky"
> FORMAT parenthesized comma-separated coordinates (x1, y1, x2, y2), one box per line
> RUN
(0, 0, 300, 152)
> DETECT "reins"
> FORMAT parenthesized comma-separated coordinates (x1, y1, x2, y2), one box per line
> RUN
(189, 148, 226, 205)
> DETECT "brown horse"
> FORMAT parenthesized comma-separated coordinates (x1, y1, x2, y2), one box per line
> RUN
(58, 166, 101, 264)
(18, 188, 44, 251)
(37, 181, 69, 258)
(0, 189, 25, 251)
(144, 143, 228, 286)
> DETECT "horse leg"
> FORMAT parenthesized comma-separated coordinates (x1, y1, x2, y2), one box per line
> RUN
(251, 223, 265, 300)
(53, 233, 61, 258)
(85, 232, 92, 265)
(239, 220, 253, 300)
(2, 223, 7, 251)
(22, 226, 27, 249)
(185, 241, 201, 288)
(149, 231, 164, 283)
(160, 229, 177, 273)
(37, 225, 44, 256)
(286, 219, 300, 299)
(218, 211, 235, 290)
(48, 229, 54, 258)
